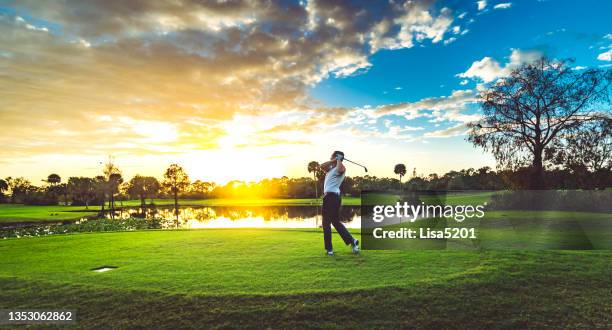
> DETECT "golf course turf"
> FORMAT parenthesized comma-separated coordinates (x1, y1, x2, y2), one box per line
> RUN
(1, 229, 611, 328)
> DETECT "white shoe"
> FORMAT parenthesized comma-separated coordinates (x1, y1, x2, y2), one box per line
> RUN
(352, 239, 360, 253)
(326, 250, 334, 256)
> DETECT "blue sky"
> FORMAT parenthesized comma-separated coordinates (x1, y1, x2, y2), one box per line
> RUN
(313, 0, 612, 107)
(0, 0, 611, 182)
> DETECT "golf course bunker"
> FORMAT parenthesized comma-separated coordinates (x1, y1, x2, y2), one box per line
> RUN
(91, 266, 118, 273)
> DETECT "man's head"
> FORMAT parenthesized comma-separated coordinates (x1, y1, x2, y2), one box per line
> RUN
(331, 150, 344, 161)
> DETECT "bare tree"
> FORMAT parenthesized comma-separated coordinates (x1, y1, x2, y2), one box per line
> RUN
(468, 58, 611, 189)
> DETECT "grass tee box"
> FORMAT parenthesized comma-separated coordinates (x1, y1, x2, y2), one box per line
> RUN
(360, 190, 612, 250)
(0, 229, 610, 328)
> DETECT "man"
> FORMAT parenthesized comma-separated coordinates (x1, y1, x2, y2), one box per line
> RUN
(320, 151, 359, 256)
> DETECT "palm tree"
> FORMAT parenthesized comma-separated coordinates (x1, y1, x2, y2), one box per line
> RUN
(44, 174, 62, 204)
(307, 161, 320, 198)
(46, 174, 61, 185)
(394, 164, 407, 192)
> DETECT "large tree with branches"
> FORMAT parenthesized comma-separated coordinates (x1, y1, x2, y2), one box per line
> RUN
(468, 58, 611, 189)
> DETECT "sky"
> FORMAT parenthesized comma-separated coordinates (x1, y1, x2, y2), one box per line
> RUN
(0, 0, 611, 184)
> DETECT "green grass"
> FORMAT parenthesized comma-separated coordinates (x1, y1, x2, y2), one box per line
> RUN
(420, 191, 495, 205)
(0, 204, 101, 223)
(1, 229, 611, 328)
(366, 210, 612, 251)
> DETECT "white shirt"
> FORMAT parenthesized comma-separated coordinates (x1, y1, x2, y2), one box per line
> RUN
(323, 164, 345, 194)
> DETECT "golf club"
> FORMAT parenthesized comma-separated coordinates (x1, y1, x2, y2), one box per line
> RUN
(343, 158, 368, 172)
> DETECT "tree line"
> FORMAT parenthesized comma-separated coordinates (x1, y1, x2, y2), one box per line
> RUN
(1, 164, 610, 208)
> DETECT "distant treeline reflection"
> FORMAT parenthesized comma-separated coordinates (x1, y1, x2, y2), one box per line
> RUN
(111, 205, 360, 222)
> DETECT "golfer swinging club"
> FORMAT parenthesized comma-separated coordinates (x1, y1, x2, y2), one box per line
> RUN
(321, 151, 359, 256)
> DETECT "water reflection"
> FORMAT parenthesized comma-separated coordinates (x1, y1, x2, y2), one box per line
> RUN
(107, 205, 361, 229)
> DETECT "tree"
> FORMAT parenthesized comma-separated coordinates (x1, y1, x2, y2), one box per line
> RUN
(394, 164, 407, 191)
(188, 180, 213, 199)
(94, 175, 107, 213)
(551, 117, 611, 172)
(0, 178, 8, 202)
(58, 183, 69, 205)
(127, 175, 161, 206)
(5, 177, 33, 203)
(550, 117, 612, 189)
(43, 173, 62, 204)
(468, 58, 611, 189)
(46, 174, 61, 185)
(163, 164, 190, 221)
(108, 173, 123, 216)
(67, 177, 95, 208)
(307, 161, 321, 198)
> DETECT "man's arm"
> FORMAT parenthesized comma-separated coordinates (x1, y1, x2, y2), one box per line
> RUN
(321, 158, 345, 174)
(320, 160, 335, 172)
(336, 159, 345, 175)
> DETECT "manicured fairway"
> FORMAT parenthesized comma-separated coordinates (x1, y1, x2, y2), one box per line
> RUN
(1, 229, 610, 328)
(0, 204, 100, 223)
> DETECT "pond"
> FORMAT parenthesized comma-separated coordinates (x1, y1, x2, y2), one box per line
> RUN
(1, 205, 361, 238)
(107, 205, 361, 229)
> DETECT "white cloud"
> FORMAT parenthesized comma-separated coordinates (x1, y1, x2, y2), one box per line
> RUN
(493, 3, 513, 10)
(372, 90, 478, 126)
(14, 15, 48, 32)
(458, 57, 503, 82)
(457, 49, 542, 82)
(460, 79, 469, 85)
(78, 39, 91, 48)
(597, 49, 612, 61)
(424, 123, 469, 138)
(477, 1, 487, 11)
(395, 7, 454, 45)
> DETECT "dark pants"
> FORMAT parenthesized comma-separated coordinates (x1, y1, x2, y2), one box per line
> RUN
(322, 192, 354, 251)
